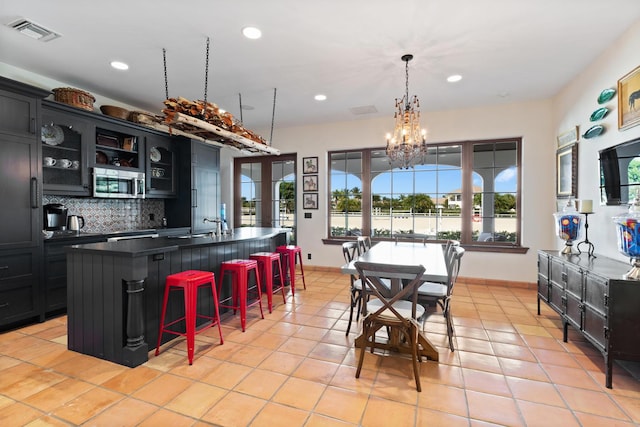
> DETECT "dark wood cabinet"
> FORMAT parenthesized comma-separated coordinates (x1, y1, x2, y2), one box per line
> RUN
(537, 250, 640, 388)
(145, 133, 176, 197)
(94, 123, 144, 171)
(0, 77, 48, 328)
(0, 85, 39, 138)
(165, 139, 220, 232)
(0, 248, 40, 326)
(42, 103, 92, 195)
(43, 235, 107, 316)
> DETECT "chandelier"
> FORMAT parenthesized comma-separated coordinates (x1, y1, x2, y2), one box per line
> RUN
(385, 54, 427, 169)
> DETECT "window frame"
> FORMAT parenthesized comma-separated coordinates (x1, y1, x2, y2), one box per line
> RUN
(325, 138, 526, 253)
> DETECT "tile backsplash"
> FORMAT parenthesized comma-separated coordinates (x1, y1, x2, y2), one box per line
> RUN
(43, 196, 165, 233)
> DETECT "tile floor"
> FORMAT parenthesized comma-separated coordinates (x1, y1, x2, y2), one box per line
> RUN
(1, 269, 640, 426)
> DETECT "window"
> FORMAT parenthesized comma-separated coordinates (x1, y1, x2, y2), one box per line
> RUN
(328, 138, 522, 250)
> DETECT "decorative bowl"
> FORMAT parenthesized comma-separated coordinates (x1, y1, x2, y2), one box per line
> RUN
(100, 105, 130, 120)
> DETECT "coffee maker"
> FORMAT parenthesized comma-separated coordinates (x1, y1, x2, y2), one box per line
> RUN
(43, 203, 68, 231)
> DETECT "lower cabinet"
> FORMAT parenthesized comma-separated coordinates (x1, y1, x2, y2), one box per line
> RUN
(537, 250, 640, 388)
(0, 248, 40, 327)
(43, 236, 107, 316)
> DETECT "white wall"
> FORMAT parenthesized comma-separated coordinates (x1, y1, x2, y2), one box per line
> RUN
(553, 20, 640, 264)
(264, 99, 557, 283)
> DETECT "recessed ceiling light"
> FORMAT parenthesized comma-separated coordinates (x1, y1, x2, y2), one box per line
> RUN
(242, 26, 262, 39)
(110, 61, 129, 71)
(447, 74, 462, 83)
(314, 94, 327, 101)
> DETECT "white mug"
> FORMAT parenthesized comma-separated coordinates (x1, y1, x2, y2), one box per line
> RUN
(59, 158, 72, 168)
(44, 157, 56, 167)
(71, 160, 80, 169)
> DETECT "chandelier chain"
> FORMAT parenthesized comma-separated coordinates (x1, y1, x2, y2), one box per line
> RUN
(405, 58, 409, 108)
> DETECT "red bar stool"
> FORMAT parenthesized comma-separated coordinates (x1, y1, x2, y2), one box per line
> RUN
(250, 252, 286, 313)
(155, 270, 223, 365)
(218, 259, 265, 331)
(276, 245, 307, 295)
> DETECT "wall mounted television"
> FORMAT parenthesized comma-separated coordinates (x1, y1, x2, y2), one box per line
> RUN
(599, 137, 640, 205)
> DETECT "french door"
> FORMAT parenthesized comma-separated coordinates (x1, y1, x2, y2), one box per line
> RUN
(234, 154, 297, 241)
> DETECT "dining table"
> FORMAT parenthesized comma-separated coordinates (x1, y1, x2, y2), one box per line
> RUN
(341, 240, 448, 361)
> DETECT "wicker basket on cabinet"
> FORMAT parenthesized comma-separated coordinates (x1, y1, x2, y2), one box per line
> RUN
(52, 87, 95, 111)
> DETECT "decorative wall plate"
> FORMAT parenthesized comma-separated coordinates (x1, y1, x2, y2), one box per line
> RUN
(42, 124, 64, 145)
(597, 88, 616, 104)
(590, 107, 609, 122)
(150, 147, 161, 162)
(583, 125, 605, 139)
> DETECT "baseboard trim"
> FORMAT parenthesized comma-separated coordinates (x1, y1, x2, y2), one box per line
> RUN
(305, 265, 536, 289)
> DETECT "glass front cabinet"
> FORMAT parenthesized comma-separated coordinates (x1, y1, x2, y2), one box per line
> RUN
(41, 107, 92, 196)
(145, 134, 176, 198)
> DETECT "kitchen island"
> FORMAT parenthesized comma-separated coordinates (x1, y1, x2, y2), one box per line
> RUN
(65, 227, 288, 367)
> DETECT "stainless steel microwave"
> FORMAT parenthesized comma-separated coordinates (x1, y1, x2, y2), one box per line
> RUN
(93, 167, 145, 199)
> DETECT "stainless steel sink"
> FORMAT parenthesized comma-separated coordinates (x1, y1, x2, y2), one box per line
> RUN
(167, 233, 209, 239)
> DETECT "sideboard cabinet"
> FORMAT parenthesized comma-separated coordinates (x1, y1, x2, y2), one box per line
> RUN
(537, 250, 640, 388)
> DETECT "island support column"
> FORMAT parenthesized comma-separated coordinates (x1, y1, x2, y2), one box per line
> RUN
(123, 278, 148, 367)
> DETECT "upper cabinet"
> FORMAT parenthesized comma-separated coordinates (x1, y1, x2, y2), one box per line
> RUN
(94, 123, 143, 171)
(145, 134, 176, 198)
(40, 99, 181, 198)
(0, 88, 38, 138)
(0, 78, 48, 250)
(41, 105, 92, 195)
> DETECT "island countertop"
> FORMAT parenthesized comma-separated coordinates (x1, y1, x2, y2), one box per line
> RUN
(66, 227, 289, 367)
(64, 227, 289, 258)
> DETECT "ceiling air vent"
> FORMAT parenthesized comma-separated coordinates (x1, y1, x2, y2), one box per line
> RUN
(7, 18, 61, 42)
(349, 105, 378, 115)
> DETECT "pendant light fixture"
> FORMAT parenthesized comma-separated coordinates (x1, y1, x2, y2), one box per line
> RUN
(385, 54, 427, 169)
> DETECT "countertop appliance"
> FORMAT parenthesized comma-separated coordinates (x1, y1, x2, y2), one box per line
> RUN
(43, 203, 68, 230)
(68, 215, 85, 231)
(93, 167, 145, 199)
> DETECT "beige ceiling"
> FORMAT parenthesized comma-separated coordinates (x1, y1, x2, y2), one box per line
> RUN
(1, 0, 639, 131)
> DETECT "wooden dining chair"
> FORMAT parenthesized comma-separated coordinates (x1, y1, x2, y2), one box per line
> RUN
(418, 245, 465, 351)
(354, 261, 426, 392)
(342, 241, 362, 336)
(357, 235, 372, 254)
(393, 233, 428, 245)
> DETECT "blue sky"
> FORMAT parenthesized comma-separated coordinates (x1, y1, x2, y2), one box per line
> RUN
(332, 166, 517, 195)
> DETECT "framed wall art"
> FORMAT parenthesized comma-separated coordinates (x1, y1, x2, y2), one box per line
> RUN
(303, 192, 318, 209)
(303, 174, 318, 191)
(557, 126, 579, 148)
(618, 65, 640, 130)
(557, 143, 578, 198)
(303, 157, 318, 174)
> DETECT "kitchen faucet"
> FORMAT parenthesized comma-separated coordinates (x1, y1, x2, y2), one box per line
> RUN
(203, 217, 223, 236)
